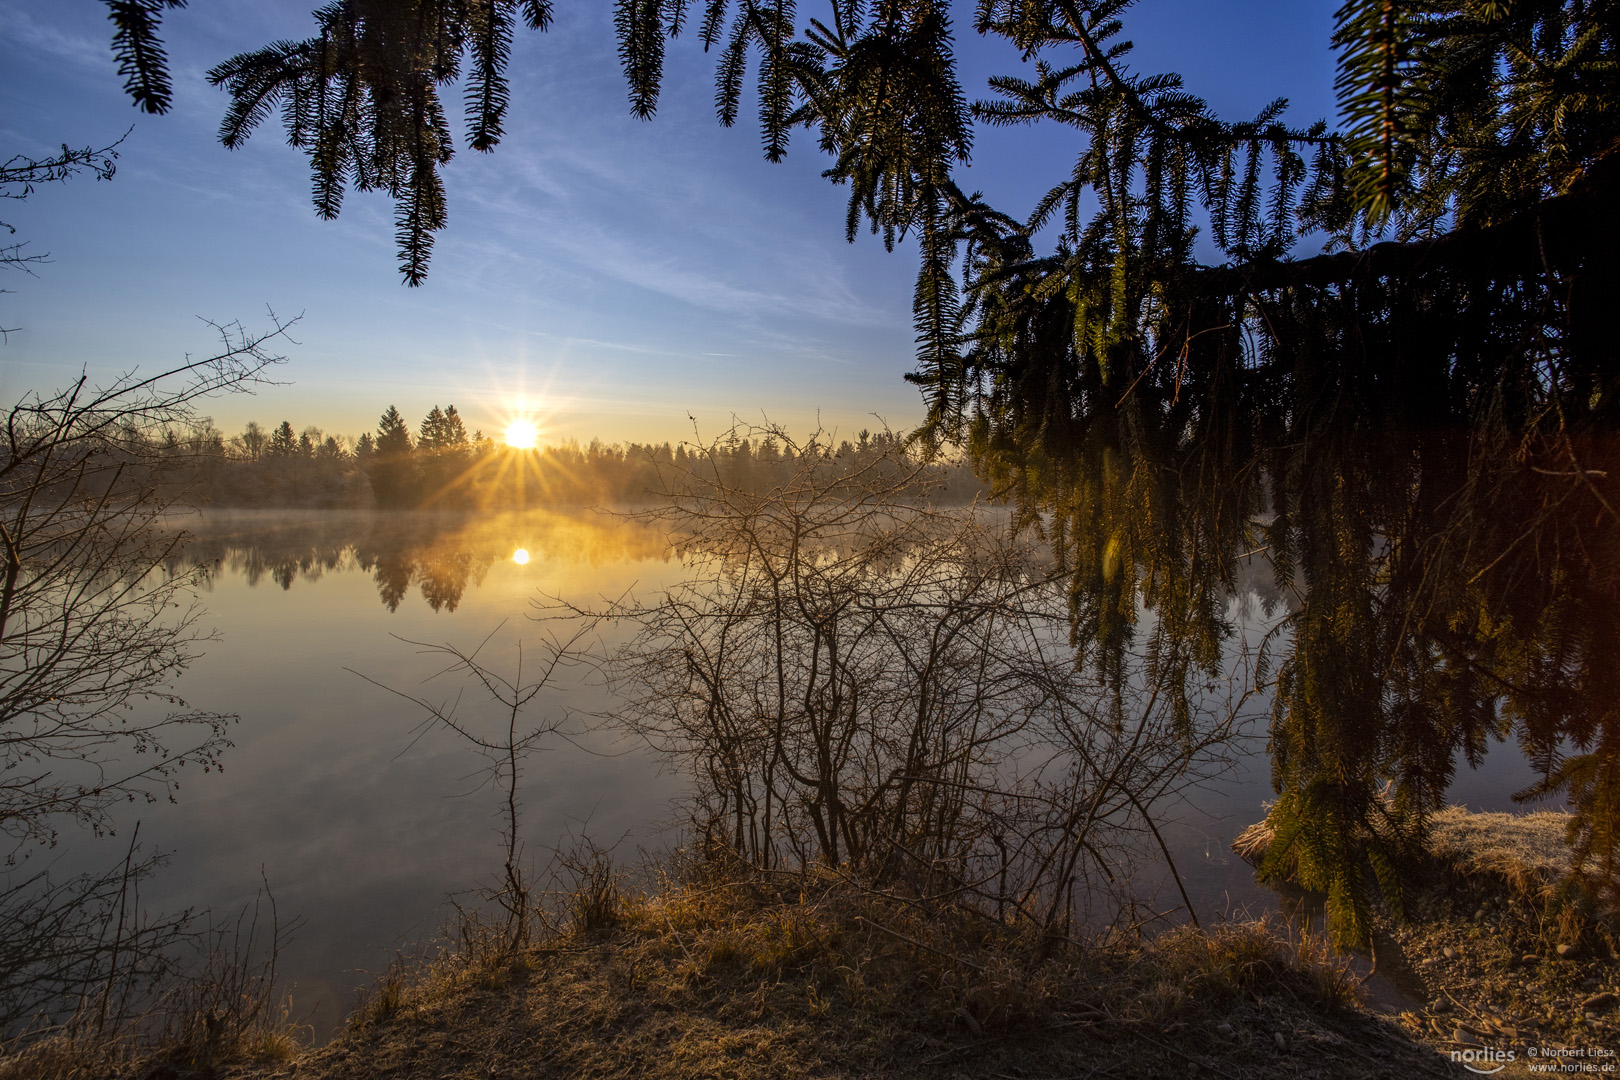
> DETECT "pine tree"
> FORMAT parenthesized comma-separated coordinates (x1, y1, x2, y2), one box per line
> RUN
(267, 420, 298, 457)
(369, 405, 417, 508)
(931, 1, 1617, 941)
(419, 406, 449, 452)
(375, 406, 413, 457)
(441, 404, 469, 449)
(416, 404, 473, 505)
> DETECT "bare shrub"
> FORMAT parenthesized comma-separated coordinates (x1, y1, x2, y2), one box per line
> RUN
(353, 620, 598, 952)
(583, 426, 1259, 930)
(2, 319, 290, 855)
(553, 838, 624, 933)
(0, 875, 299, 1079)
(0, 830, 191, 1036)
(0, 319, 294, 1062)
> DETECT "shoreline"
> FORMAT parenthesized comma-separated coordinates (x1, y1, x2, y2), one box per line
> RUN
(7, 808, 1615, 1079)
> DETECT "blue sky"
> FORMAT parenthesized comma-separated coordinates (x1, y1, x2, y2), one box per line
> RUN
(1, 1, 1336, 446)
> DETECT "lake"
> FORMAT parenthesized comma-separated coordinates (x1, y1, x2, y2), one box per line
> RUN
(27, 507, 1555, 1038)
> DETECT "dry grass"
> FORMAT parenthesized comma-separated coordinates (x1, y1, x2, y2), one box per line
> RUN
(0, 1013, 301, 1080)
(1237, 804, 1614, 934)
(1235, 805, 1580, 890)
(1426, 807, 1576, 896)
(0, 897, 304, 1080)
(209, 862, 1458, 1080)
(1231, 817, 1276, 868)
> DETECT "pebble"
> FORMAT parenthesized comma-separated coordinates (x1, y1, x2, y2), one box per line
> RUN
(1420, 956, 1439, 967)
(1216, 1022, 1234, 1037)
(1523, 953, 1543, 964)
(1584, 992, 1618, 1012)
(1453, 1028, 1484, 1047)
(1443, 947, 1459, 960)
(1273, 1032, 1286, 1052)
(1473, 909, 1485, 922)
(1557, 943, 1577, 958)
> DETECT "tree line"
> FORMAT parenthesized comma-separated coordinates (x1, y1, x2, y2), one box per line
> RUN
(177, 406, 984, 509)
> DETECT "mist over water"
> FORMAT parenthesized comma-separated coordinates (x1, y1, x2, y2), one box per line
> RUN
(35, 507, 1558, 1038)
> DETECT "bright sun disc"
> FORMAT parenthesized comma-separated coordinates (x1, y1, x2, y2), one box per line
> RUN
(512, 548, 530, 565)
(504, 419, 539, 448)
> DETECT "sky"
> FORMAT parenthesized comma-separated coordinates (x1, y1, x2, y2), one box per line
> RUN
(1, 1, 1337, 447)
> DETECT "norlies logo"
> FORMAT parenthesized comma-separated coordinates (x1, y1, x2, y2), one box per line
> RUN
(1453, 1047, 1516, 1074)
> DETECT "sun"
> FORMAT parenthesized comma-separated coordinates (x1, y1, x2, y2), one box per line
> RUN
(504, 419, 539, 448)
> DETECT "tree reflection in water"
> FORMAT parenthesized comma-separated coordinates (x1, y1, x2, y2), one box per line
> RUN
(174, 509, 672, 612)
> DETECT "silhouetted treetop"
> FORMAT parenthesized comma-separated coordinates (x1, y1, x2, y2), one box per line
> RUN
(419, 403, 469, 452)
(267, 419, 298, 457)
(375, 405, 412, 456)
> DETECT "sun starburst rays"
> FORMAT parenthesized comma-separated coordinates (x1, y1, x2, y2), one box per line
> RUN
(504, 419, 539, 448)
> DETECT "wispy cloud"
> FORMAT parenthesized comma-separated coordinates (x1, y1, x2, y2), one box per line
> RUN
(455, 138, 891, 327)
(1, 6, 111, 72)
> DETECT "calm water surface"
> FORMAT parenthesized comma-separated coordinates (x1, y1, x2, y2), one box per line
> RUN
(45, 508, 1555, 1036)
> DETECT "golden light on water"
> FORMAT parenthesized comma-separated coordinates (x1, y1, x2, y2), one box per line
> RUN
(512, 548, 531, 565)
(504, 419, 539, 448)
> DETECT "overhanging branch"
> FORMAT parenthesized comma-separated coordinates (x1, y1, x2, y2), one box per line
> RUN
(1192, 155, 1620, 296)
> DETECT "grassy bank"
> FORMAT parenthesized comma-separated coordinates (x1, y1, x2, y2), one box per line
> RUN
(6, 863, 1460, 1080)
(13, 807, 1614, 1080)
(283, 871, 1414, 1080)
